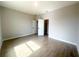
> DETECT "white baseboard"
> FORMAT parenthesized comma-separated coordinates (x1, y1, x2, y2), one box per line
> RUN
(48, 35, 77, 46)
(3, 33, 36, 41)
(49, 36, 79, 53)
(4, 34, 78, 46)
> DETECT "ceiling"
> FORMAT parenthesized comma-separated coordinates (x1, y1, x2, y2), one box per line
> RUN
(0, 1, 78, 15)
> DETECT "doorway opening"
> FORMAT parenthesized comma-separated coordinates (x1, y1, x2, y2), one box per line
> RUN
(37, 19, 49, 36)
(44, 19, 49, 36)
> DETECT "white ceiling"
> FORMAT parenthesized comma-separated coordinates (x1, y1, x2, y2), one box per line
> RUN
(0, 1, 78, 15)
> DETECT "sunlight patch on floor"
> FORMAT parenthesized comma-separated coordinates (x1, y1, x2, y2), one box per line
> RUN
(14, 41, 40, 57)
(26, 41, 40, 51)
(14, 43, 32, 57)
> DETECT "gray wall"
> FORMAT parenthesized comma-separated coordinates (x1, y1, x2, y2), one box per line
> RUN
(0, 6, 2, 51)
(39, 3, 79, 52)
(77, 3, 79, 52)
(1, 7, 37, 40)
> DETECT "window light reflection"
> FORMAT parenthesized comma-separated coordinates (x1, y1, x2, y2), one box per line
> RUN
(14, 41, 40, 57)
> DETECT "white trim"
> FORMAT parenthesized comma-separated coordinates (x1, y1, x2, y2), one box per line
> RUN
(3, 33, 36, 41)
(4, 34, 78, 46)
(48, 35, 77, 46)
(48, 36, 79, 53)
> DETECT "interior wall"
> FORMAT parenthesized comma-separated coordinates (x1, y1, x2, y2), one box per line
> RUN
(77, 3, 79, 52)
(39, 3, 79, 51)
(1, 6, 37, 40)
(0, 6, 2, 52)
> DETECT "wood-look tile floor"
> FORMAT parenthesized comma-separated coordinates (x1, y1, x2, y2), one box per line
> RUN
(1, 35, 78, 57)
